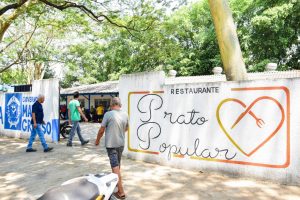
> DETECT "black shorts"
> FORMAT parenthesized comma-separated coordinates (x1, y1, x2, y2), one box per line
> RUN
(106, 147, 124, 168)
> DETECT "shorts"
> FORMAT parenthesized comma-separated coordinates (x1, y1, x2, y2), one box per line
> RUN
(106, 146, 124, 168)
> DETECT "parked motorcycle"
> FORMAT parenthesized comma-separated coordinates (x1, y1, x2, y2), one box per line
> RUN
(60, 121, 72, 139)
(38, 173, 119, 200)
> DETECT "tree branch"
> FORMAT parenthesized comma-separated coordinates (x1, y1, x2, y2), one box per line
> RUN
(0, 34, 24, 54)
(0, 0, 36, 42)
(39, 0, 153, 33)
(0, 0, 29, 16)
(28, 58, 66, 63)
(40, 0, 128, 28)
(0, 17, 38, 73)
(1, 0, 156, 43)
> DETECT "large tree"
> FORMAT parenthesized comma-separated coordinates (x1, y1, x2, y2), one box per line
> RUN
(0, 0, 144, 41)
(231, 0, 300, 71)
(1, 0, 298, 85)
(60, 0, 299, 87)
(0, 0, 188, 81)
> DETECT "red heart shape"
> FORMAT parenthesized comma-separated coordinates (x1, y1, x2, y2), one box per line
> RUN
(216, 96, 285, 157)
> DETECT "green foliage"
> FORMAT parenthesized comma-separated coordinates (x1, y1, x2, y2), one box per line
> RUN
(0, 68, 28, 84)
(1, 0, 299, 86)
(62, 0, 299, 87)
(248, 59, 270, 72)
(163, 0, 221, 76)
(233, 0, 299, 70)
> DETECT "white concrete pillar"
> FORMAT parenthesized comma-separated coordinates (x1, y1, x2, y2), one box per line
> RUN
(265, 63, 278, 72)
(168, 70, 177, 78)
(212, 67, 223, 75)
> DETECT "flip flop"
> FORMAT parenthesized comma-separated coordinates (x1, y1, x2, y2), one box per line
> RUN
(114, 193, 126, 199)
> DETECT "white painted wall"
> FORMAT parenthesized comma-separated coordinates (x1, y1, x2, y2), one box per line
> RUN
(0, 79, 60, 142)
(119, 71, 300, 185)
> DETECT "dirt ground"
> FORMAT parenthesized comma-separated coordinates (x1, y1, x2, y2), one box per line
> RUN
(1, 123, 300, 200)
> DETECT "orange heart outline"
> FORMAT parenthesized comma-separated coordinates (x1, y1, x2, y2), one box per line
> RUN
(216, 96, 285, 157)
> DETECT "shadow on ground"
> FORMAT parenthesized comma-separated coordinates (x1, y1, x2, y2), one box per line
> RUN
(0, 123, 300, 200)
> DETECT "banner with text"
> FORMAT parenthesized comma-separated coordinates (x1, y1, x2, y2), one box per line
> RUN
(0, 79, 59, 142)
(129, 85, 290, 168)
(120, 72, 300, 184)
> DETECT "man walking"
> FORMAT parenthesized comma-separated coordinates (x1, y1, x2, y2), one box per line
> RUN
(95, 97, 128, 199)
(26, 94, 53, 153)
(67, 91, 89, 147)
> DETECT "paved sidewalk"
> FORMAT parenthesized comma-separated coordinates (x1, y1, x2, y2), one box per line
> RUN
(1, 123, 300, 200)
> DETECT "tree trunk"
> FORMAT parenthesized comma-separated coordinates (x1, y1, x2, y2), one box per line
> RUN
(208, 0, 248, 81)
(25, 61, 44, 83)
(33, 62, 45, 80)
(26, 65, 34, 84)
